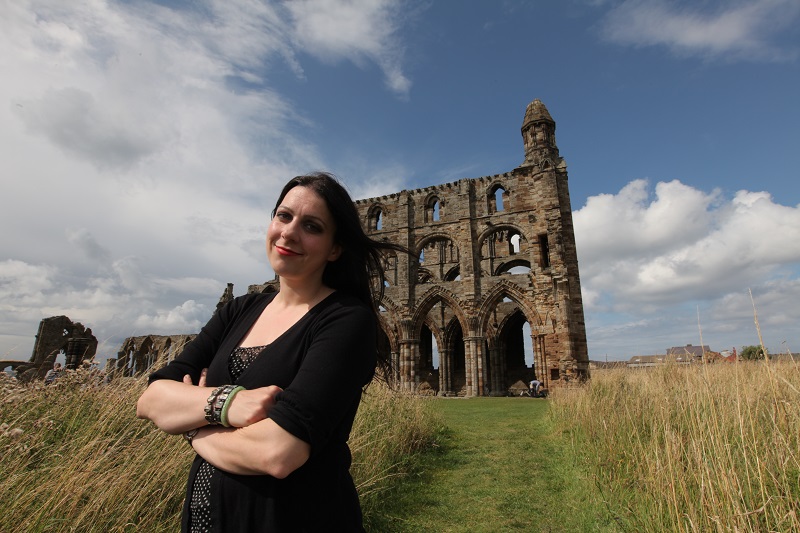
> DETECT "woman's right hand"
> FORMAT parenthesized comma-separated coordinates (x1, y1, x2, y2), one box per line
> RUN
(225, 386, 283, 428)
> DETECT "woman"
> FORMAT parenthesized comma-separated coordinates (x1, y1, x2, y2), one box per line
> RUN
(137, 172, 406, 532)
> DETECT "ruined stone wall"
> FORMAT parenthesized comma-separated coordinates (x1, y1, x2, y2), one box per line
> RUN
(354, 99, 588, 396)
(6, 316, 98, 381)
(114, 334, 196, 377)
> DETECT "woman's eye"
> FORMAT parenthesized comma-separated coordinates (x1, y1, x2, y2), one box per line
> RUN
(276, 212, 291, 221)
(304, 223, 322, 233)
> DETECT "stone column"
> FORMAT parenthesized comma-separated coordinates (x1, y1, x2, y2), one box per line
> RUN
(534, 335, 548, 389)
(438, 348, 451, 396)
(391, 350, 401, 387)
(399, 339, 419, 392)
(463, 335, 485, 396)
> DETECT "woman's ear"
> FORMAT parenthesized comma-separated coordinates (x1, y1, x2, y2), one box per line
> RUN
(328, 243, 343, 262)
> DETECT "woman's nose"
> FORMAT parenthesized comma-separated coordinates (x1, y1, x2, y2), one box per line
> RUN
(281, 220, 298, 239)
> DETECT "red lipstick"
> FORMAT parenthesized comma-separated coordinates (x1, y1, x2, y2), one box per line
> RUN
(276, 245, 300, 256)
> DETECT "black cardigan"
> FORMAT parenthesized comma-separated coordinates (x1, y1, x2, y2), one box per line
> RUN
(149, 291, 376, 532)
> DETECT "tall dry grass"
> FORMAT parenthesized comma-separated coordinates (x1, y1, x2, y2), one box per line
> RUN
(351, 382, 441, 518)
(0, 370, 439, 532)
(550, 360, 800, 532)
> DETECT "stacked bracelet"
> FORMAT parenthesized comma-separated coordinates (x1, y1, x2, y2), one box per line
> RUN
(204, 384, 245, 427)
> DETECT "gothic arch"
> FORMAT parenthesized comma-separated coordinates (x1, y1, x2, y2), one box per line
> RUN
(416, 232, 458, 255)
(416, 233, 460, 283)
(417, 268, 434, 284)
(478, 281, 546, 395)
(367, 203, 384, 232)
(443, 265, 461, 281)
(424, 193, 444, 223)
(477, 224, 528, 253)
(487, 181, 510, 213)
(479, 279, 539, 335)
(494, 258, 531, 276)
(412, 285, 468, 338)
(411, 288, 469, 396)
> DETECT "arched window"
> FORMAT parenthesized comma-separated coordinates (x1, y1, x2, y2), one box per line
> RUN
(495, 187, 505, 211)
(488, 184, 508, 214)
(425, 195, 443, 223)
(369, 206, 383, 231)
(444, 265, 461, 281)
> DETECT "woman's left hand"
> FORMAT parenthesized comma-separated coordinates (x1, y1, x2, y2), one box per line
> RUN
(224, 386, 283, 428)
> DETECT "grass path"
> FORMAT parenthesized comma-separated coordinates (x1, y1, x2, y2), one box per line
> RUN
(367, 397, 620, 533)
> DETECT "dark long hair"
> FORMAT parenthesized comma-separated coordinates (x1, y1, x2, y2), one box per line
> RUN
(271, 172, 409, 374)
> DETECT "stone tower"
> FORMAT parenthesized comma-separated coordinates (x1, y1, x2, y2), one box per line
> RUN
(354, 99, 589, 396)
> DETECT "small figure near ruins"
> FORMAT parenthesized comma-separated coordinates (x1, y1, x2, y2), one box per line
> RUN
(44, 362, 63, 385)
(137, 172, 408, 532)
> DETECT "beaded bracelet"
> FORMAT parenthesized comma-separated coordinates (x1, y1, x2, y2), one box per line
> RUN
(219, 386, 244, 427)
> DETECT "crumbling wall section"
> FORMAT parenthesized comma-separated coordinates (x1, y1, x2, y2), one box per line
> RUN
(12, 316, 98, 381)
(114, 334, 196, 377)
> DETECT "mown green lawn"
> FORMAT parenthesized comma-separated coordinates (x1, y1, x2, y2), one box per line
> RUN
(366, 397, 621, 533)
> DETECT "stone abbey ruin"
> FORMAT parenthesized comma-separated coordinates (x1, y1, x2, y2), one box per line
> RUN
(19, 99, 589, 395)
(353, 98, 590, 395)
(2, 316, 98, 381)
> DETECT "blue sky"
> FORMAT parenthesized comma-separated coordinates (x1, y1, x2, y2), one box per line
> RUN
(1, 0, 798, 363)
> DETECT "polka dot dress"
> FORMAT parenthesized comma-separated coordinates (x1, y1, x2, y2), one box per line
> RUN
(189, 345, 268, 533)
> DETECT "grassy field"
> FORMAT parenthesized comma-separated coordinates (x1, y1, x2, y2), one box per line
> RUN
(4, 359, 798, 532)
(367, 397, 620, 532)
(0, 370, 438, 532)
(549, 360, 800, 532)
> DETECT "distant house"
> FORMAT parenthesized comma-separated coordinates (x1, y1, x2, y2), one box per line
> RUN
(666, 344, 710, 359)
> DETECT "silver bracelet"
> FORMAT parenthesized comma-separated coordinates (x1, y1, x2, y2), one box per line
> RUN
(184, 428, 199, 446)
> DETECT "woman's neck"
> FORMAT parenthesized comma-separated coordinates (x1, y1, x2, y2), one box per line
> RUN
(273, 279, 334, 309)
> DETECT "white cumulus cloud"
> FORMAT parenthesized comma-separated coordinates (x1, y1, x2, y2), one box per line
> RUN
(600, 0, 800, 61)
(575, 178, 800, 357)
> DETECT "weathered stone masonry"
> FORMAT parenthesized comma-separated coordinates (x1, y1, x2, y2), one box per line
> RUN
(353, 99, 588, 395)
(1, 316, 98, 381)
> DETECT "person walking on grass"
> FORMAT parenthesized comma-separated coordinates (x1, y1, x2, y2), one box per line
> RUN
(137, 172, 408, 532)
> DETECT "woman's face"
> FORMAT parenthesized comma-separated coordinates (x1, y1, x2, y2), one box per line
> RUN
(267, 185, 342, 285)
